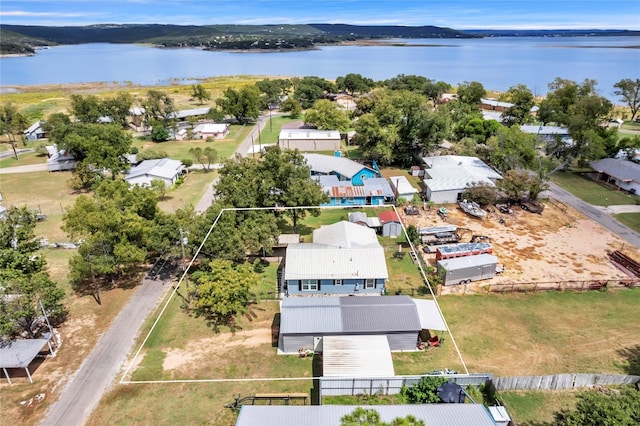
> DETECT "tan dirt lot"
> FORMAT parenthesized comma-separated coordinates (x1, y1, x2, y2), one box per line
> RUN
(401, 200, 640, 293)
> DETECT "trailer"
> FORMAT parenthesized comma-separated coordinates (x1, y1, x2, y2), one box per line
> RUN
(435, 242, 493, 261)
(437, 254, 499, 285)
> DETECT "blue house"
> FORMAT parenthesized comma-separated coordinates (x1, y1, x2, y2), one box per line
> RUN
(282, 221, 388, 296)
(303, 153, 379, 186)
(313, 175, 386, 206)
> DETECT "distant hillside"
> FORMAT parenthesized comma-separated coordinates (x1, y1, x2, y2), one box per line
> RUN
(0, 23, 475, 54)
(308, 24, 475, 38)
(464, 29, 640, 37)
(2, 24, 637, 55)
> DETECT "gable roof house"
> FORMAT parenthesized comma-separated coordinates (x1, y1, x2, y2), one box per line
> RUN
(303, 153, 379, 186)
(278, 129, 342, 152)
(282, 221, 388, 297)
(45, 145, 77, 172)
(421, 155, 502, 204)
(124, 158, 185, 188)
(24, 121, 47, 141)
(590, 158, 640, 194)
(192, 123, 230, 140)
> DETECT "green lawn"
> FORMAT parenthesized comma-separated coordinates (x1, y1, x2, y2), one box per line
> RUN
(614, 212, 640, 233)
(0, 150, 48, 168)
(499, 390, 578, 425)
(551, 170, 640, 206)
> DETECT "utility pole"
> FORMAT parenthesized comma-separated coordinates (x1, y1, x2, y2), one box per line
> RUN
(179, 228, 189, 295)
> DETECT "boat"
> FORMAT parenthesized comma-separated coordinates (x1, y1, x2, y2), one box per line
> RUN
(458, 199, 487, 219)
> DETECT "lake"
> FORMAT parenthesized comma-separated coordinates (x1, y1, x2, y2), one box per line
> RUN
(1, 37, 638, 99)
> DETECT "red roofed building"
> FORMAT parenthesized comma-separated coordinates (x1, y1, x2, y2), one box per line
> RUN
(378, 210, 402, 237)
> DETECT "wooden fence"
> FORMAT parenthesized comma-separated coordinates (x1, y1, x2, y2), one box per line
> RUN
(493, 373, 640, 391)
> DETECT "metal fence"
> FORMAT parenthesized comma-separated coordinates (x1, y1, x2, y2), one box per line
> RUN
(319, 374, 493, 398)
(493, 373, 640, 391)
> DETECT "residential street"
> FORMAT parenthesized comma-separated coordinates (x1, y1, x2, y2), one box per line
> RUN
(39, 115, 270, 425)
(548, 182, 640, 248)
(40, 277, 171, 426)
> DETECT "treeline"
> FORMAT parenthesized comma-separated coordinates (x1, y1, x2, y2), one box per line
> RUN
(0, 23, 473, 54)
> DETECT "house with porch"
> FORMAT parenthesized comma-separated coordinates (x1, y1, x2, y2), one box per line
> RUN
(313, 175, 386, 206)
(192, 122, 230, 139)
(124, 158, 185, 188)
(281, 221, 388, 296)
(590, 158, 640, 194)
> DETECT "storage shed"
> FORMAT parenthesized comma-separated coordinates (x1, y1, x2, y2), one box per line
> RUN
(278, 295, 422, 354)
(378, 210, 402, 237)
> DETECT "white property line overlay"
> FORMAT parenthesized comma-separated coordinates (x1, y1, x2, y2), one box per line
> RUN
(120, 204, 468, 385)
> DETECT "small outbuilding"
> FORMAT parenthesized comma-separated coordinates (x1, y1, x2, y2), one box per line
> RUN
(378, 210, 402, 237)
(0, 338, 53, 384)
(389, 175, 419, 202)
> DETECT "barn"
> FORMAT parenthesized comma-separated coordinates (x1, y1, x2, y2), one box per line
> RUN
(278, 295, 423, 354)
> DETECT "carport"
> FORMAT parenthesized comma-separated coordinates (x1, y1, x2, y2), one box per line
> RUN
(412, 299, 448, 332)
(0, 337, 52, 384)
(322, 335, 395, 378)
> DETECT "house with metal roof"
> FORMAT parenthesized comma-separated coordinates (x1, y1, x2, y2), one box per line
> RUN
(378, 210, 402, 237)
(282, 221, 388, 296)
(192, 122, 230, 139)
(303, 153, 379, 186)
(278, 295, 422, 353)
(313, 175, 386, 206)
(124, 158, 185, 188)
(45, 145, 77, 172)
(24, 121, 47, 141)
(421, 155, 502, 204)
(236, 404, 498, 426)
(279, 129, 342, 151)
(519, 124, 571, 146)
(590, 158, 640, 194)
(389, 175, 419, 202)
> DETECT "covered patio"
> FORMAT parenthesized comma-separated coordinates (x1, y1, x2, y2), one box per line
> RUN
(0, 337, 53, 384)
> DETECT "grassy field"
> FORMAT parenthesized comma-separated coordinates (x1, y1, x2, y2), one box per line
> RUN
(499, 390, 578, 425)
(550, 170, 640, 206)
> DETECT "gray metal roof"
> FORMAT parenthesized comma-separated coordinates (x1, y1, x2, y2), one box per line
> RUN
(280, 296, 421, 335)
(519, 124, 569, 136)
(0, 339, 49, 368)
(590, 158, 640, 183)
(389, 175, 419, 195)
(323, 335, 395, 377)
(312, 221, 380, 248)
(125, 158, 184, 180)
(363, 177, 395, 198)
(284, 243, 388, 281)
(236, 404, 497, 426)
(422, 155, 501, 193)
(280, 129, 341, 140)
(303, 153, 376, 179)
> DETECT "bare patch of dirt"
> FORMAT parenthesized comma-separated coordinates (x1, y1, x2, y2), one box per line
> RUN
(403, 200, 640, 289)
(163, 326, 272, 371)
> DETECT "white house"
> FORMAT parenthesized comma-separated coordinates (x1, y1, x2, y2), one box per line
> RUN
(278, 129, 341, 152)
(124, 158, 185, 188)
(24, 121, 47, 141)
(193, 123, 230, 140)
(421, 155, 502, 204)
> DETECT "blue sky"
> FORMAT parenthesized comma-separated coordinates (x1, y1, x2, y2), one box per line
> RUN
(1, 0, 639, 30)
